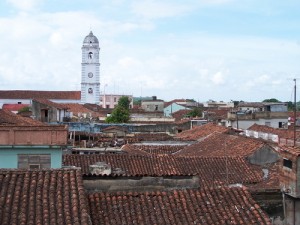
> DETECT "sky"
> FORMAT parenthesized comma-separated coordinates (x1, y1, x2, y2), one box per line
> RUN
(0, 0, 300, 102)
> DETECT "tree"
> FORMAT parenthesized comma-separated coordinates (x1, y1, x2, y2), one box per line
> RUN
(18, 106, 30, 113)
(262, 98, 281, 103)
(106, 96, 130, 123)
(186, 108, 202, 118)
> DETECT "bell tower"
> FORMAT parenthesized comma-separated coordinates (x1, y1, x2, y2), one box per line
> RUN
(81, 31, 100, 104)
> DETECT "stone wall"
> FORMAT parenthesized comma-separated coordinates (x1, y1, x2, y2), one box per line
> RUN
(84, 176, 200, 192)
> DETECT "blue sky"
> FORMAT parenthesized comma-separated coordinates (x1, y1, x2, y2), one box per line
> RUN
(0, 0, 300, 102)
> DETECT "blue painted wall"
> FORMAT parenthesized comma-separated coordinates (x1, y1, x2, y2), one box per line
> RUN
(0, 146, 62, 169)
(164, 103, 187, 117)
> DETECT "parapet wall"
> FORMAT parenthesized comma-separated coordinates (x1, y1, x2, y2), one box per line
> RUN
(0, 125, 68, 145)
(84, 176, 200, 192)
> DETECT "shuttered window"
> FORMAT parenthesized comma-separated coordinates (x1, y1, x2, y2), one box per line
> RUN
(18, 154, 51, 169)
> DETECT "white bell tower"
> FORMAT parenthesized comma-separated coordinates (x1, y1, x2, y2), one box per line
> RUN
(81, 31, 100, 104)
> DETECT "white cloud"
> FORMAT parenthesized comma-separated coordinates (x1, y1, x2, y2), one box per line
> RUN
(211, 71, 225, 85)
(6, 0, 42, 11)
(131, 0, 192, 19)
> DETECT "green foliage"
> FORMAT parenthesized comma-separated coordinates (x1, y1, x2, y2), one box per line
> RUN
(118, 96, 130, 109)
(262, 98, 281, 103)
(186, 108, 202, 118)
(18, 106, 30, 113)
(106, 96, 130, 123)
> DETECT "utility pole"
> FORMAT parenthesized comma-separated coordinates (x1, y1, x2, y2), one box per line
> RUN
(294, 79, 296, 147)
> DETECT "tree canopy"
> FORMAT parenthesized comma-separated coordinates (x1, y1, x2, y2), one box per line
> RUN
(186, 108, 202, 118)
(105, 96, 130, 123)
(262, 98, 281, 103)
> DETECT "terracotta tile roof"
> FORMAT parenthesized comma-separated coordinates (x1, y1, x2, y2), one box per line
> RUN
(176, 123, 228, 141)
(2, 104, 29, 111)
(62, 103, 102, 117)
(247, 163, 280, 191)
(204, 108, 229, 120)
(88, 187, 271, 225)
(63, 154, 262, 185)
(0, 169, 91, 225)
(171, 109, 191, 121)
(278, 145, 300, 156)
(176, 132, 266, 157)
(122, 144, 185, 155)
(133, 133, 174, 142)
(33, 98, 69, 109)
(0, 109, 45, 126)
(0, 90, 80, 100)
(248, 123, 298, 139)
(102, 126, 128, 132)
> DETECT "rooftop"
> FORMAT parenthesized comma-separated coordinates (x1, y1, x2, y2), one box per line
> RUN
(88, 187, 271, 225)
(176, 132, 266, 157)
(176, 123, 228, 141)
(0, 109, 44, 126)
(0, 169, 91, 225)
(0, 90, 80, 100)
(63, 154, 262, 186)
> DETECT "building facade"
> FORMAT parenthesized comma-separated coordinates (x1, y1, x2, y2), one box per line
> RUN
(81, 31, 100, 104)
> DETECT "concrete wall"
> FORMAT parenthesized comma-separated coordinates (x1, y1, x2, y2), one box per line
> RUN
(284, 195, 300, 225)
(0, 126, 68, 145)
(65, 121, 190, 134)
(141, 101, 164, 112)
(230, 118, 288, 129)
(164, 103, 186, 117)
(0, 147, 62, 168)
(83, 176, 200, 192)
(247, 145, 279, 166)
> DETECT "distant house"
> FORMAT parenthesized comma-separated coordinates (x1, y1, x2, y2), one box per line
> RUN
(100, 94, 133, 109)
(2, 103, 29, 114)
(102, 126, 128, 137)
(279, 146, 300, 224)
(203, 100, 234, 108)
(227, 102, 289, 129)
(164, 102, 189, 117)
(141, 96, 164, 113)
(0, 125, 68, 169)
(32, 99, 70, 123)
(0, 90, 81, 108)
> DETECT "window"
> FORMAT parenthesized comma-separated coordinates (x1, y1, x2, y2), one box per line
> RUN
(283, 158, 293, 169)
(18, 154, 51, 169)
(18, 102, 22, 104)
(29, 164, 40, 169)
(88, 52, 93, 59)
(155, 105, 158, 111)
(88, 88, 93, 94)
(114, 97, 117, 102)
(279, 122, 283, 128)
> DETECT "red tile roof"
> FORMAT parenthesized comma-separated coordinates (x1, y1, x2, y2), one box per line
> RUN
(204, 108, 229, 120)
(63, 154, 262, 186)
(176, 132, 266, 157)
(176, 123, 228, 141)
(88, 187, 271, 225)
(122, 144, 185, 155)
(2, 104, 29, 111)
(0, 90, 80, 100)
(0, 109, 45, 126)
(0, 169, 91, 225)
(62, 103, 102, 117)
(171, 109, 191, 121)
(33, 98, 69, 109)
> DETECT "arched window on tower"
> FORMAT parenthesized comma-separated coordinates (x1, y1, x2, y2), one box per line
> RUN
(88, 88, 93, 94)
(88, 52, 93, 59)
